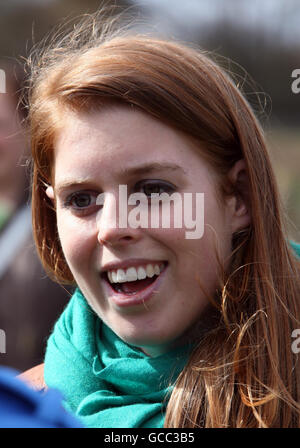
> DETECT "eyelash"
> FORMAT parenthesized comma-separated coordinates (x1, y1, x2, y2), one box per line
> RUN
(63, 180, 176, 215)
(134, 180, 175, 197)
(63, 191, 99, 216)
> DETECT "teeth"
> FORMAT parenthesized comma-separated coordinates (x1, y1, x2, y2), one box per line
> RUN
(117, 269, 126, 283)
(126, 267, 138, 281)
(154, 264, 160, 276)
(146, 264, 155, 278)
(137, 266, 147, 280)
(106, 262, 165, 284)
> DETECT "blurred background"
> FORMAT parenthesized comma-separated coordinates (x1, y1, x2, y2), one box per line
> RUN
(0, 0, 299, 370)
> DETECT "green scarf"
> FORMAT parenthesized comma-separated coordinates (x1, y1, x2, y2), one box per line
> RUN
(290, 240, 300, 259)
(44, 289, 191, 428)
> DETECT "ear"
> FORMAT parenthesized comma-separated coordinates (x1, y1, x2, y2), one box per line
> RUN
(226, 159, 251, 233)
(45, 185, 55, 202)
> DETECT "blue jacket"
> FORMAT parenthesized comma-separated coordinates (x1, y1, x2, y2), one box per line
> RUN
(0, 367, 82, 428)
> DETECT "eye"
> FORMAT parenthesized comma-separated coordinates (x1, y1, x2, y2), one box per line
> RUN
(134, 180, 176, 197)
(63, 191, 99, 215)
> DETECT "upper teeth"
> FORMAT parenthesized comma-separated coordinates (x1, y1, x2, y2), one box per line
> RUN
(107, 263, 165, 284)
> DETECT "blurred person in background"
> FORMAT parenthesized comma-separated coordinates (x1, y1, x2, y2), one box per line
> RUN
(0, 59, 70, 371)
(0, 366, 82, 428)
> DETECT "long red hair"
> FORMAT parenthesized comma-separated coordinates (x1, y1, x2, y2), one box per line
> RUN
(27, 13, 300, 427)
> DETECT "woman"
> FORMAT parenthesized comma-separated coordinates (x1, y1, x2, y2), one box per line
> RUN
(23, 15, 300, 427)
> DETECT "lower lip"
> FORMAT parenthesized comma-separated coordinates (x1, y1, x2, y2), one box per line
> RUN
(102, 265, 168, 308)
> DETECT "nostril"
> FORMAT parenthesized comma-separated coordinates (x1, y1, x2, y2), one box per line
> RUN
(98, 237, 113, 247)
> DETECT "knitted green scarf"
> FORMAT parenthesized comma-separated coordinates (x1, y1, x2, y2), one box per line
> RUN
(44, 289, 191, 428)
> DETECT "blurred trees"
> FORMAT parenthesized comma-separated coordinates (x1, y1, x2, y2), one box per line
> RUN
(0, 0, 299, 126)
(0, 0, 132, 59)
(196, 17, 300, 127)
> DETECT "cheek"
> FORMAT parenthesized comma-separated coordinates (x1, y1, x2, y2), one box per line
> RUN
(56, 210, 97, 270)
(174, 205, 230, 293)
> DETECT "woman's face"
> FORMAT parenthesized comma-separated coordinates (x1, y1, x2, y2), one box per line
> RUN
(49, 105, 239, 356)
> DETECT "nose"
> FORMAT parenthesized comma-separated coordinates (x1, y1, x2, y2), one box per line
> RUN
(96, 191, 140, 247)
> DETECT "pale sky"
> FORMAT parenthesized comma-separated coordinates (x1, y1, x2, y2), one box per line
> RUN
(2, 0, 300, 44)
(130, 0, 300, 44)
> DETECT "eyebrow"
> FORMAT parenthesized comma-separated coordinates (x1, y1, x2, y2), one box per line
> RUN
(54, 162, 186, 194)
(120, 162, 187, 176)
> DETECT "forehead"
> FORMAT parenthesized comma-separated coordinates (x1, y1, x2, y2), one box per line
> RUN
(52, 105, 211, 185)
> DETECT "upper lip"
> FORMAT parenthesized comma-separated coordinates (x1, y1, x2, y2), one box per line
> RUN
(100, 258, 167, 273)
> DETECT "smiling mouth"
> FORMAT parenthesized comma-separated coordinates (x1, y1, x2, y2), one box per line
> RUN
(102, 262, 167, 295)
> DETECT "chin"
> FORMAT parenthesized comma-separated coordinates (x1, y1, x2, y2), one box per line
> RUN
(116, 327, 179, 353)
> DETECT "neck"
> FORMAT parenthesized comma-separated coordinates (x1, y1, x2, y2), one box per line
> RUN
(139, 304, 220, 358)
